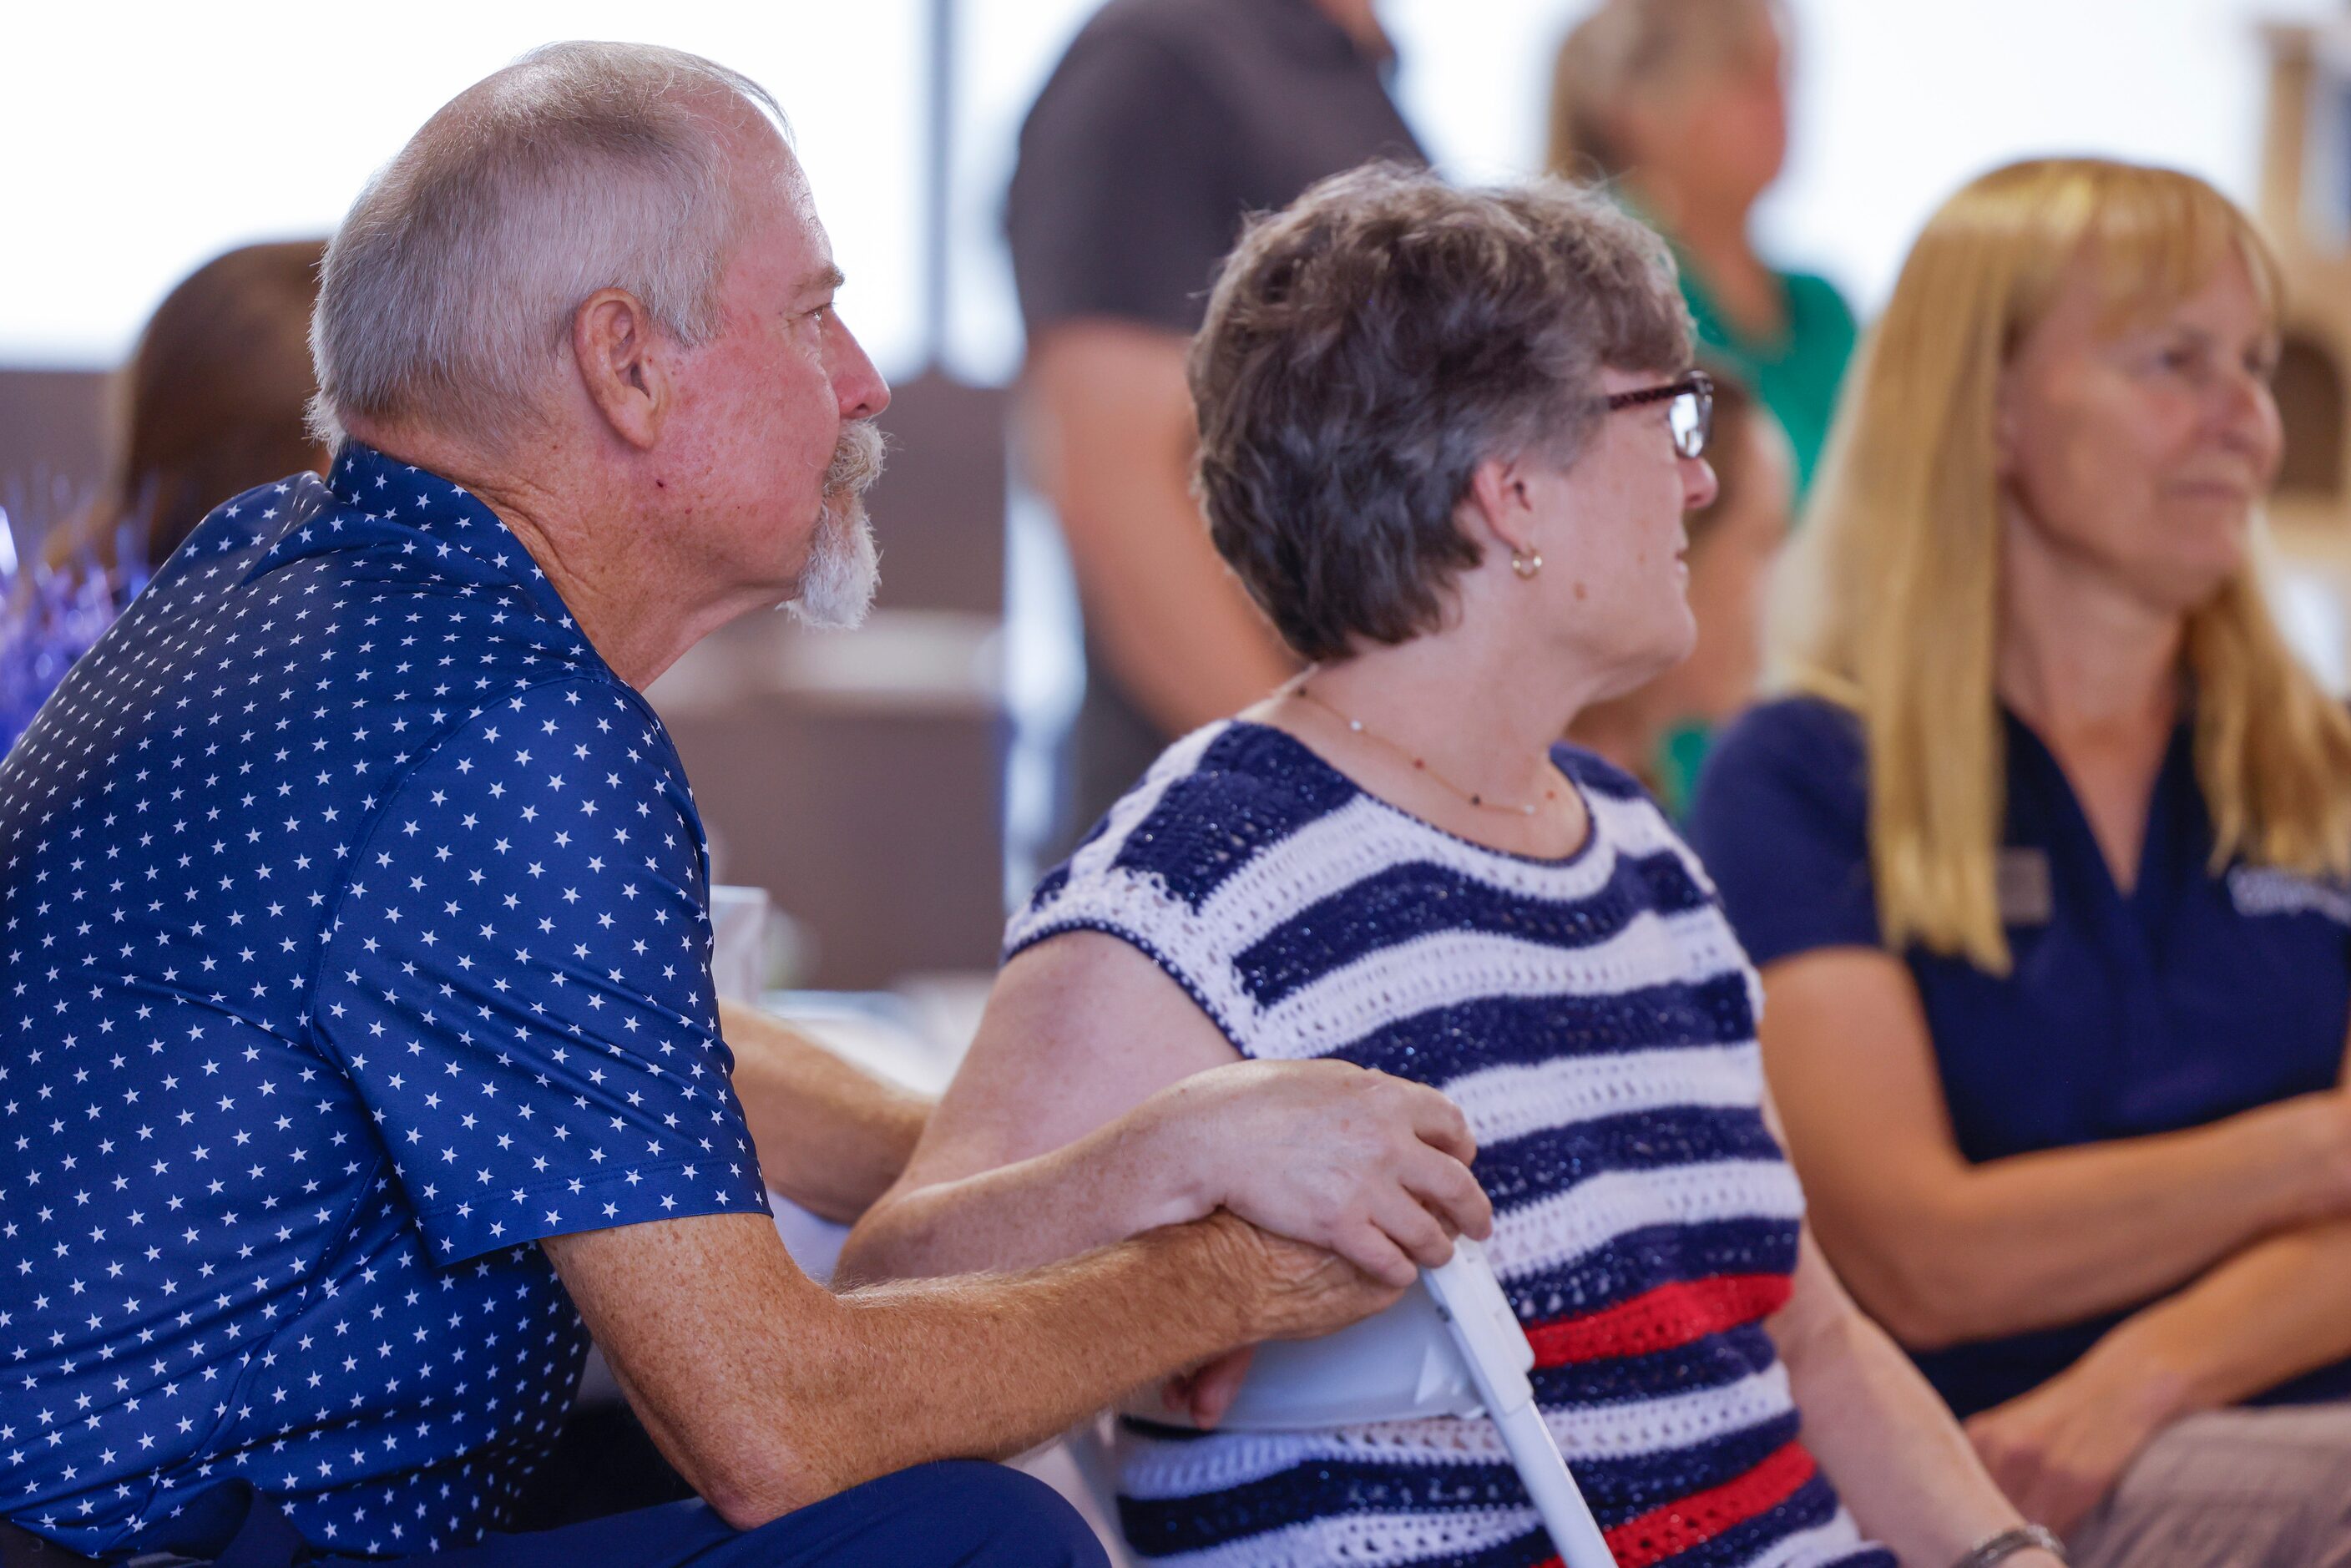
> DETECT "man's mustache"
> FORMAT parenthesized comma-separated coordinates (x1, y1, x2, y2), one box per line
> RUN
(827, 419, 887, 495)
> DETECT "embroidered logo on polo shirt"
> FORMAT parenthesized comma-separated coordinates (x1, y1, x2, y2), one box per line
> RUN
(1996, 847, 2054, 925)
(2228, 866, 2351, 926)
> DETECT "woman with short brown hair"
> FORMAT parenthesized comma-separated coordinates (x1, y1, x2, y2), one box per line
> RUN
(849, 164, 2061, 1568)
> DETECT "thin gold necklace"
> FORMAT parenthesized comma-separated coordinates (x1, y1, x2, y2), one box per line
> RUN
(1289, 682, 1561, 818)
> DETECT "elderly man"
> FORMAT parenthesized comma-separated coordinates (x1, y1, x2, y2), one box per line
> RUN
(0, 43, 1492, 1568)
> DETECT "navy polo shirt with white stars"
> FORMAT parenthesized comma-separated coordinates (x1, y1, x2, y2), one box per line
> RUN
(0, 443, 769, 1555)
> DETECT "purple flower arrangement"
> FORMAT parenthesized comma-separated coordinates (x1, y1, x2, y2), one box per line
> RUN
(0, 474, 150, 754)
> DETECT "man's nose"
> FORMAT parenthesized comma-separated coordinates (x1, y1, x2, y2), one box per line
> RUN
(832, 317, 891, 422)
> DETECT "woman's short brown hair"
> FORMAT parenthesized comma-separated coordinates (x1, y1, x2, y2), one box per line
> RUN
(1189, 164, 1691, 662)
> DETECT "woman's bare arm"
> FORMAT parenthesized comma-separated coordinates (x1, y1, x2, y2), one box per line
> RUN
(1768, 1230, 2060, 1567)
(1961, 1216, 2351, 1533)
(1760, 948, 2351, 1348)
(837, 932, 1490, 1289)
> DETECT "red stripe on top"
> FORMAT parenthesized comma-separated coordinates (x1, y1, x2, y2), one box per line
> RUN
(1526, 1274, 1792, 1368)
(1531, 1441, 1819, 1568)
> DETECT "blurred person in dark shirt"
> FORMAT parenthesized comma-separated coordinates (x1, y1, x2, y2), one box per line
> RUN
(1006, 0, 1423, 842)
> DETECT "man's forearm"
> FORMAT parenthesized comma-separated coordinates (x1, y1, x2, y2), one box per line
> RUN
(811, 1222, 1246, 1479)
(551, 1211, 1273, 1530)
(722, 999, 931, 1222)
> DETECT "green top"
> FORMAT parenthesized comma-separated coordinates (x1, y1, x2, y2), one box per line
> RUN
(1679, 263, 1857, 502)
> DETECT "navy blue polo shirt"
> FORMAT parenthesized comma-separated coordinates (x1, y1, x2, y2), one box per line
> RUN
(0, 445, 768, 1555)
(1687, 695, 2351, 1418)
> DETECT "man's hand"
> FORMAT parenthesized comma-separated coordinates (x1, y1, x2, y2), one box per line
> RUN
(1963, 1348, 2185, 1537)
(1155, 1206, 1426, 1428)
(1135, 1059, 1493, 1287)
(1193, 1206, 1411, 1343)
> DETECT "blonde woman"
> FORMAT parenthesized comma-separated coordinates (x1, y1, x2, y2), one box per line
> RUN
(1689, 158, 2351, 1560)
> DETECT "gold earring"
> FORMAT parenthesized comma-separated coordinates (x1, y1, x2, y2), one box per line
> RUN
(1510, 548, 1543, 580)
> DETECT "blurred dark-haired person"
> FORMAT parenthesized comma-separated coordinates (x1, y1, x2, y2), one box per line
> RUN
(1550, 0, 1853, 498)
(846, 164, 2065, 1568)
(1570, 372, 1792, 813)
(1690, 158, 2351, 1559)
(1007, 0, 1424, 847)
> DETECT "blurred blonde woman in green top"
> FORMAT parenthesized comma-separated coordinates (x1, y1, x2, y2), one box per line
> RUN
(1550, 0, 1855, 500)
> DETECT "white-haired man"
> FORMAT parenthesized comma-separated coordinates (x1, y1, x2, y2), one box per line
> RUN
(0, 43, 1491, 1568)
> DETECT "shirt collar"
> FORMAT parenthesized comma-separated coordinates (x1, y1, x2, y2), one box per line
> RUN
(264, 441, 590, 644)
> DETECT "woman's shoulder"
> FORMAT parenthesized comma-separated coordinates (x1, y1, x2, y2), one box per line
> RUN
(1019, 720, 1360, 918)
(1711, 693, 1866, 770)
(1689, 696, 1871, 849)
(1689, 699, 1886, 963)
(1545, 740, 1650, 803)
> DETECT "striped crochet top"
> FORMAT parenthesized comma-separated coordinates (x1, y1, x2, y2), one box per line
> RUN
(1006, 722, 1895, 1568)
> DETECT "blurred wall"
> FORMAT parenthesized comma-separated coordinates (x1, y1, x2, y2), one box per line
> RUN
(0, 369, 108, 549)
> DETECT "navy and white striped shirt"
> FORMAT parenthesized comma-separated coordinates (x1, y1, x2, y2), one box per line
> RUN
(1009, 721, 1893, 1568)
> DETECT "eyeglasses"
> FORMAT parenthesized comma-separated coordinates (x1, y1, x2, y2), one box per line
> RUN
(1605, 370, 1714, 460)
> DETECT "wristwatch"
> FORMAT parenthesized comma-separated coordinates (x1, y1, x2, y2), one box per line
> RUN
(1954, 1525, 2068, 1568)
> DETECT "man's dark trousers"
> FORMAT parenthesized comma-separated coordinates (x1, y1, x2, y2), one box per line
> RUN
(18, 1464, 1109, 1568)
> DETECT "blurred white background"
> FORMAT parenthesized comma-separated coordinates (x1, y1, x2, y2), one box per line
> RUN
(3, 0, 2337, 379)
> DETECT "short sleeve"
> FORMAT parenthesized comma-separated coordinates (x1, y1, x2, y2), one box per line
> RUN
(312, 679, 769, 1263)
(1005, 23, 1240, 336)
(1685, 699, 1883, 968)
(1004, 844, 1248, 1052)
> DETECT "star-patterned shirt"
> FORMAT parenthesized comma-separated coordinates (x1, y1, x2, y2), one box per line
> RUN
(0, 443, 769, 1556)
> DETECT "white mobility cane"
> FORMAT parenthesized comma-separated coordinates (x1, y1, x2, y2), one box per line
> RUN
(1421, 1240, 1617, 1568)
(1136, 1236, 1617, 1568)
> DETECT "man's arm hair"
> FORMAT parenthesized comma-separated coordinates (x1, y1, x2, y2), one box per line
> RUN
(543, 1206, 1394, 1529)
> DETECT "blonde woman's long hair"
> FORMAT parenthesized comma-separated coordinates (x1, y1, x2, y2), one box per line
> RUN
(1781, 157, 2351, 974)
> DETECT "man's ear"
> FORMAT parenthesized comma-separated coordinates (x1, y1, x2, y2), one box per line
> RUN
(572, 289, 670, 452)
(1461, 454, 1540, 559)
